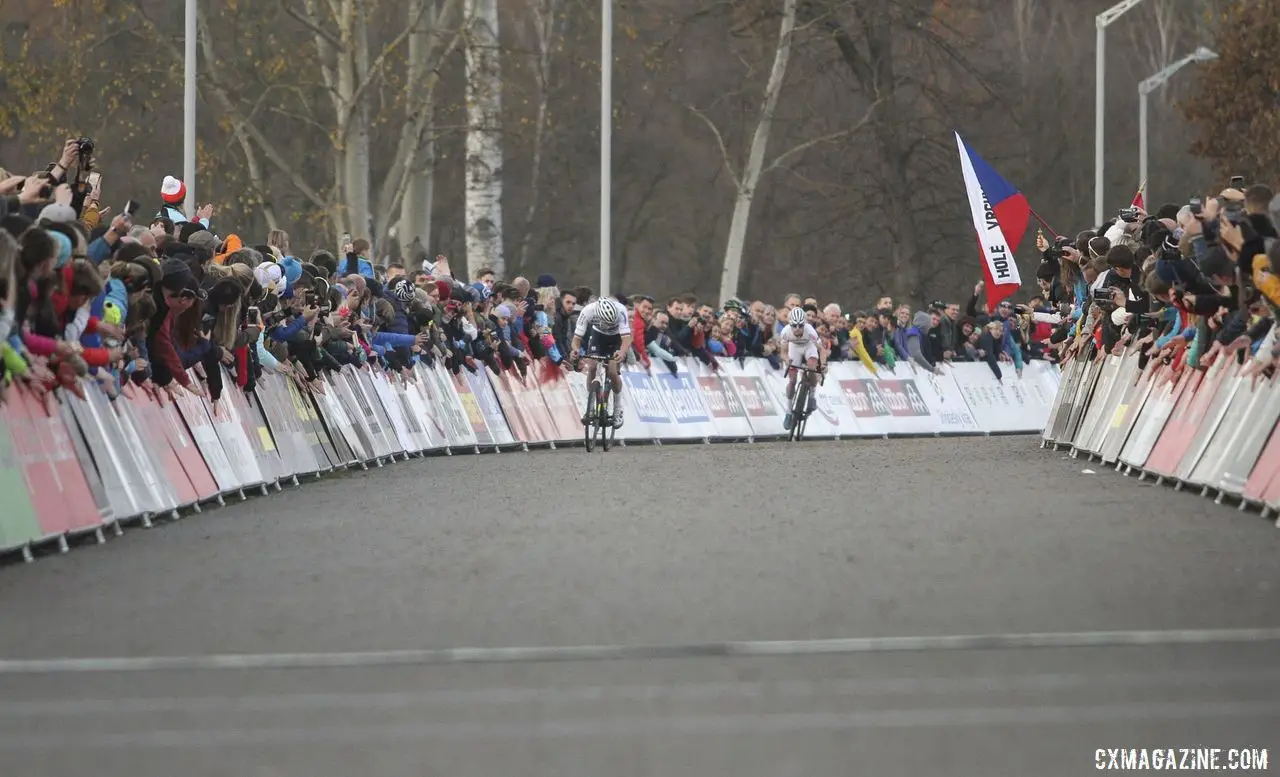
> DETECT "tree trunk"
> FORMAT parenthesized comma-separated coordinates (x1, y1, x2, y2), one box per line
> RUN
(718, 0, 797, 304)
(399, 102, 436, 259)
(463, 0, 506, 280)
(820, 1, 926, 305)
(515, 0, 559, 273)
(343, 0, 373, 245)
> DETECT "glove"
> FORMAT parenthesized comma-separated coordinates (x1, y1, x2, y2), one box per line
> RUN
(664, 358, 678, 375)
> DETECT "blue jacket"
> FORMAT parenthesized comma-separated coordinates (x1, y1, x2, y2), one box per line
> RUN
(339, 254, 376, 281)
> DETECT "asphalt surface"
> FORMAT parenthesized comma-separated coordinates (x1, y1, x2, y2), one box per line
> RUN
(1, 437, 1278, 775)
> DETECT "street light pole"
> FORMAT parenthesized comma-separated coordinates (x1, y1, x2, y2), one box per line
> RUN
(184, 0, 197, 218)
(1095, 0, 1150, 226)
(1139, 47, 1218, 206)
(599, 0, 612, 300)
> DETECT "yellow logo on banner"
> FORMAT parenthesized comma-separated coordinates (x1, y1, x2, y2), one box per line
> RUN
(1111, 404, 1128, 427)
(257, 427, 276, 452)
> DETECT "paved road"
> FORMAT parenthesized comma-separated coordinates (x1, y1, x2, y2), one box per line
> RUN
(2, 437, 1278, 775)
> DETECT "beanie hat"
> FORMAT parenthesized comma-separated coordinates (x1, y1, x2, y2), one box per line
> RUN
(279, 255, 303, 288)
(178, 221, 207, 243)
(912, 311, 932, 330)
(159, 257, 194, 292)
(495, 303, 514, 320)
(187, 229, 220, 255)
(38, 203, 78, 225)
(435, 279, 452, 301)
(161, 176, 186, 205)
(536, 274, 556, 288)
(390, 277, 415, 302)
(254, 261, 284, 295)
(49, 230, 73, 269)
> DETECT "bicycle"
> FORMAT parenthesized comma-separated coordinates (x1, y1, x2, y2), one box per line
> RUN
(579, 353, 617, 452)
(785, 363, 824, 442)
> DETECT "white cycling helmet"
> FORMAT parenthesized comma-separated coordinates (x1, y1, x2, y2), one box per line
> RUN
(788, 307, 807, 327)
(598, 301, 618, 326)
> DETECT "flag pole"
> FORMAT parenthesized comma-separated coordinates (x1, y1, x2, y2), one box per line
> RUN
(1028, 206, 1059, 238)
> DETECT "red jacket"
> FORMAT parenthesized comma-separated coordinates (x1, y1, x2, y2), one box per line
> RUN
(631, 309, 650, 368)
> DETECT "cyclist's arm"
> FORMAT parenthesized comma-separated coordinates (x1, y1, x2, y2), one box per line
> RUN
(616, 333, 633, 361)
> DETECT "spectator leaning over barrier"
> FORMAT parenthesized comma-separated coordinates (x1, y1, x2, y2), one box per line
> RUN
(630, 294, 653, 370)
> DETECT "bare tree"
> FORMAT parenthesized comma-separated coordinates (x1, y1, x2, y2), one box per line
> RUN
(463, 0, 506, 280)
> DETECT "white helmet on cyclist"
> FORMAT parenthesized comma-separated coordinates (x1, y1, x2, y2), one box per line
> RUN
(788, 307, 807, 327)
(597, 300, 618, 326)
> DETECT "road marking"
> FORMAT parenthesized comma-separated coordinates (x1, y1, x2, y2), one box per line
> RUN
(1, 700, 1279, 749)
(1, 628, 1279, 674)
(2, 668, 1278, 716)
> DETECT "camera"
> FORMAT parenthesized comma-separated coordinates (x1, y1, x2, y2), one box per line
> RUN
(1092, 287, 1118, 311)
(75, 137, 95, 165)
(1223, 199, 1246, 225)
(1119, 207, 1141, 223)
(1189, 197, 1202, 217)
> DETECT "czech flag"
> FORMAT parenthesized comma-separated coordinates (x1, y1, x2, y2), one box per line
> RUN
(1131, 181, 1146, 212)
(955, 132, 1030, 309)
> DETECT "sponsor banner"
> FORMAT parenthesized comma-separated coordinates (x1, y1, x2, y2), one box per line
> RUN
(910, 368, 982, 435)
(535, 366, 588, 442)
(1144, 369, 1205, 477)
(1190, 366, 1259, 489)
(173, 385, 240, 493)
(225, 377, 285, 484)
(949, 362, 1055, 434)
(621, 369, 672, 426)
(724, 362, 787, 438)
(1097, 358, 1151, 464)
(687, 358, 754, 439)
(751, 359, 843, 438)
(1174, 360, 1240, 484)
(58, 393, 111, 524)
(257, 375, 323, 476)
(5, 385, 101, 538)
(415, 363, 472, 448)
(464, 368, 516, 446)
(424, 363, 480, 448)
(451, 370, 495, 445)
(1117, 365, 1180, 470)
(1221, 374, 1280, 496)
(495, 369, 557, 443)
(837, 377, 897, 436)
(0, 398, 40, 550)
(209, 387, 266, 489)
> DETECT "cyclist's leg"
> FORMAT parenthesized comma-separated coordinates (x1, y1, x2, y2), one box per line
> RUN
(785, 345, 799, 400)
(803, 351, 820, 414)
(607, 349, 625, 427)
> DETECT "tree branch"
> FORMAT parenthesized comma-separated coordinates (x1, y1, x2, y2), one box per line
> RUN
(280, 0, 340, 48)
(687, 105, 741, 190)
(338, 0, 444, 143)
(763, 97, 882, 174)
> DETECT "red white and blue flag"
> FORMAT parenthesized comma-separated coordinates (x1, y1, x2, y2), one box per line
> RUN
(955, 132, 1030, 309)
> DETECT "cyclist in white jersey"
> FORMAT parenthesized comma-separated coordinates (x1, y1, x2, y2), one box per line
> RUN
(778, 306, 823, 430)
(570, 297, 633, 428)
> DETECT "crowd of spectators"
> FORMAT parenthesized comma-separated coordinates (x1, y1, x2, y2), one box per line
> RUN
(4, 135, 1277, 413)
(1039, 184, 1280, 378)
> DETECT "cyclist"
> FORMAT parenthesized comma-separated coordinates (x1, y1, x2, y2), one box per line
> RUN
(569, 296, 632, 428)
(778, 306, 823, 430)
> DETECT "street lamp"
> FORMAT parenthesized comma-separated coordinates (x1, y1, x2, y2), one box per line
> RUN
(1139, 46, 1218, 206)
(184, 0, 197, 217)
(599, 0, 612, 299)
(1096, 0, 1151, 226)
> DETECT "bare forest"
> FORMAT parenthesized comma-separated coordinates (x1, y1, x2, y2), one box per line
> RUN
(0, 0, 1254, 306)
